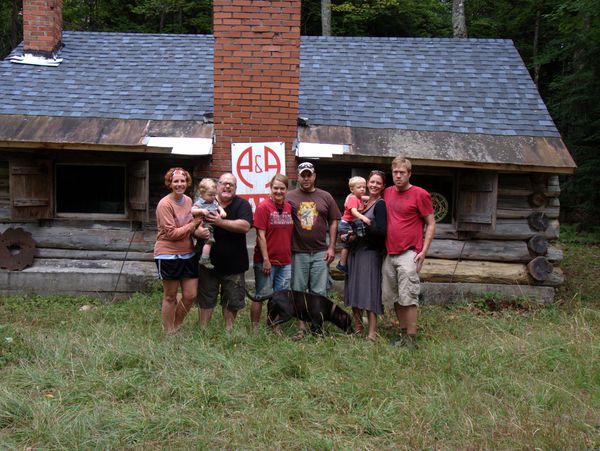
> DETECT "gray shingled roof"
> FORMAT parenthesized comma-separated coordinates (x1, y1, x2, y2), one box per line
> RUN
(1, 32, 214, 121)
(0, 31, 559, 137)
(300, 36, 559, 137)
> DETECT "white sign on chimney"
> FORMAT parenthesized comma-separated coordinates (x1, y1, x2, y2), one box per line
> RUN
(231, 142, 286, 211)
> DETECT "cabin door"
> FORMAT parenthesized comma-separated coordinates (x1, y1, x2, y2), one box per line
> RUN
(9, 159, 53, 220)
(128, 160, 149, 223)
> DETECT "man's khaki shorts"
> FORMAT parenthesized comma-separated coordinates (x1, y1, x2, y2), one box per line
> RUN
(381, 251, 420, 307)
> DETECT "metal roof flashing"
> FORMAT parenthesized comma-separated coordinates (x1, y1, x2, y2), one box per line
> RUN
(9, 52, 63, 67)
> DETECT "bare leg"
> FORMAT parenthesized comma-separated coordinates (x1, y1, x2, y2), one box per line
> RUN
(298, 320, 306, 332)
(161, 280, 180, 333)
(367, 311, 377, 340)
(339, 248, 349, 266)
(352, 308, 365, 334)
(198, 307, 213, 330)
(223, 306, 238, 332)
(174, 278, 197, 328)
(394, 303, 418, 335)
(250, 301, 262, 330)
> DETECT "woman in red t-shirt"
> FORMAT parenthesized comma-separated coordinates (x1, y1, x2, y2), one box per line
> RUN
(250, 173, 294, 330)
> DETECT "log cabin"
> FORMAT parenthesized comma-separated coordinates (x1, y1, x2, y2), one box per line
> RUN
(0, 0, 575, 302)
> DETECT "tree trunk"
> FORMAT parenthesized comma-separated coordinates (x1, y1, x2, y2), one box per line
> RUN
(321, 0, 331, 36)
(452, 0, 467, 38)
(533, 7, 541, 87)
(11, 0, 20, 48)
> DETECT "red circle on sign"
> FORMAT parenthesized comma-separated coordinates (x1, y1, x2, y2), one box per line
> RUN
(235, 145, 283, 189)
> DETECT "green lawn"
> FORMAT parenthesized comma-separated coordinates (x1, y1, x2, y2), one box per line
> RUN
(1, 235, 599, 449)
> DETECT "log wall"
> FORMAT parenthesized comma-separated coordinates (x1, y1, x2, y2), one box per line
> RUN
(0, 161, 9, 220)
(0, 222, 157, 299)
(0, 169, 566, 303)
(419, 173, 563, 301)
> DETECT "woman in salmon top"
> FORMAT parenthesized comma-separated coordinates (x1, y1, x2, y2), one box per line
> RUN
(154, 167, 203, 333)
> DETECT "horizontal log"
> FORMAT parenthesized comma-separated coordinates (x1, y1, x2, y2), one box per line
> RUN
(0, 258, 156, 296)
(546, 245, 563, 263)
(545, 175, 560, 197)
(434, 223, 458, 240)
(496, 206, 559, 220)
(497, 187, 531, 197)
(420, 282, 555, 305)
(527, 235, 548, 256)
(36, 248, 154, 261)
(528, 212, 550, 231)
(527, 256, 553, 281)
(421, 258, 529, 284)
(498, 174, 532, 193)
(472, 218, 559, 240)
(428, 239, 531, 262)
(0, 224, 156, 252)
(528, 192, 548, 208)
(534, 267, 564, 287)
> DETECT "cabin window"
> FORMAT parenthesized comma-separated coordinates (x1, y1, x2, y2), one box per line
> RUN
(55, 164, 126, 216)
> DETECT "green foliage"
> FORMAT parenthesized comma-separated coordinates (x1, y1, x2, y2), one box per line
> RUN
(332, 0, 451, 37)
(62, 0, 212, 34)
(560, 223, 600, 244)
(131, 0, 212, 34)
(0, 0, 21, 59)
(557, 227, 600, 303)
(471, 292, 532, 312)
(542, 0, 600, 223)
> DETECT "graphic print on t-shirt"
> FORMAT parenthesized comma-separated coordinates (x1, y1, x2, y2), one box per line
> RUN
(298, 201, 318, 230)
(269, 210, 293, 226)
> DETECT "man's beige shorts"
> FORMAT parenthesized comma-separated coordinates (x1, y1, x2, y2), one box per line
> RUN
(382, 251, 420, 307)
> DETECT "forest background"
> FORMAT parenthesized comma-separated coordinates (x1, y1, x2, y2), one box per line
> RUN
(1, 0, 598, 225)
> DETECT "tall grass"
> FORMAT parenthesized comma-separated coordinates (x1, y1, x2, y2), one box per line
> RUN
(1, 238, 599, 448)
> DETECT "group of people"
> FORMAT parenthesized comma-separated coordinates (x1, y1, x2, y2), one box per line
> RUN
(153, 156, 435, 346)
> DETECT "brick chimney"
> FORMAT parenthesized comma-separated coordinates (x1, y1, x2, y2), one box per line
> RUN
(211, 0, 301, 178)
(22, 0, 63, 57)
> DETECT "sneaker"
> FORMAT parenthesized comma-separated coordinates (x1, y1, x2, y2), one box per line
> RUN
(336, 262, 348, 274)
(390, 334, 419, 349)
(200, 256, 214, 269)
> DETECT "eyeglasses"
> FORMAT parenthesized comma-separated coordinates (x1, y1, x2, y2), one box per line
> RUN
(218, 181, 236, 187)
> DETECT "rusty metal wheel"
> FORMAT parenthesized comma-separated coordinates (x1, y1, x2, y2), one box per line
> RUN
(0, 228, 36, 271)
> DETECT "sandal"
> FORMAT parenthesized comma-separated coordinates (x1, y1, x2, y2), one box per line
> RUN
(291, 329, 306, 341)
(352, 324, 365, 336)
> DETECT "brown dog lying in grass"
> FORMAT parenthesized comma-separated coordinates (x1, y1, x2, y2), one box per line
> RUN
(248, 289, 354, 336)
